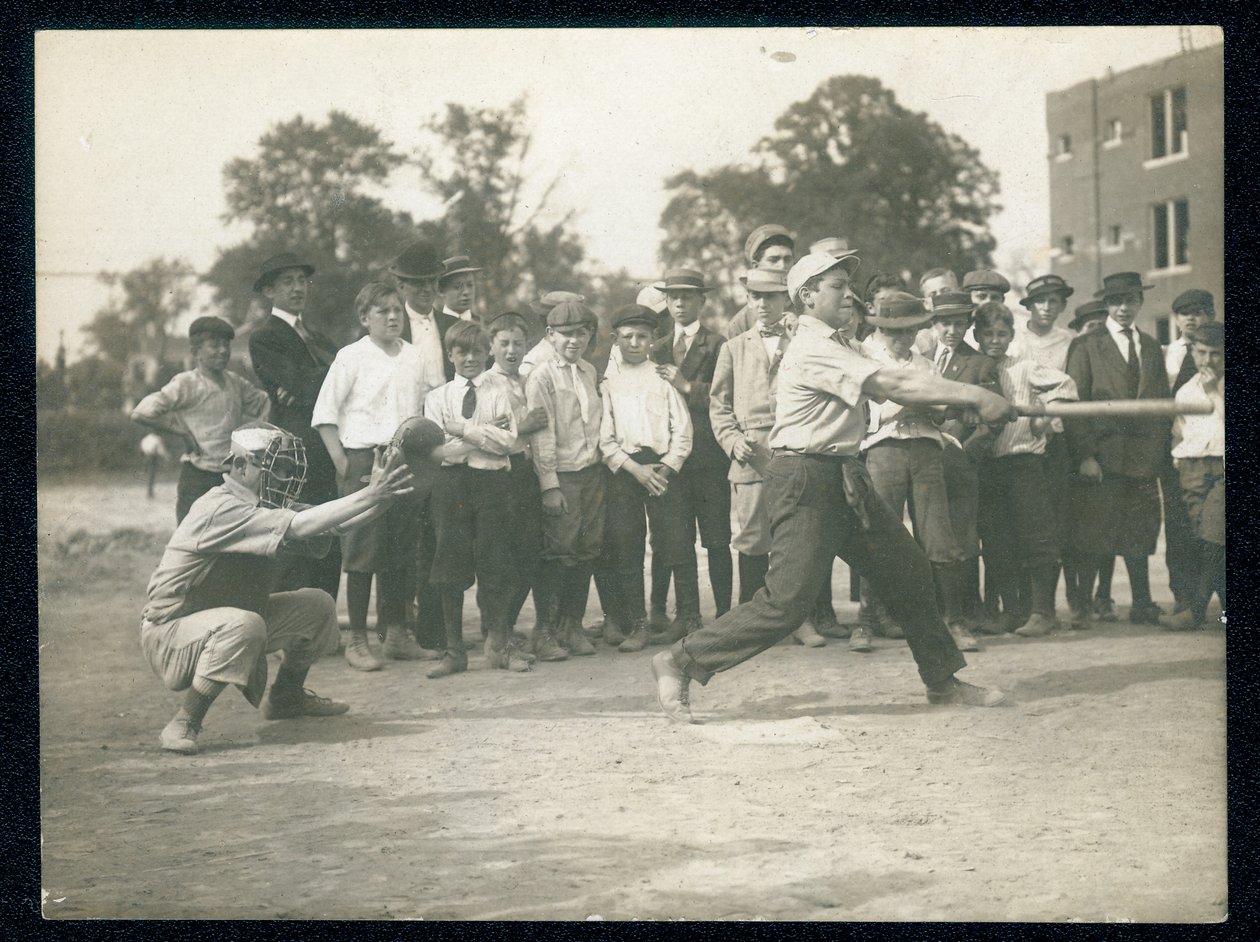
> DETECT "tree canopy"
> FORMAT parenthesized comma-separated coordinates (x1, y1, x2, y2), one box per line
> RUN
(660, 75, 1002, 309)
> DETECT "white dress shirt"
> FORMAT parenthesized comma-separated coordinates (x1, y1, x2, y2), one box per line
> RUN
(1165, 337, 1192, 386)
(405, 302, 449, 398)
(598, 359, 693, 473)
(423, 371, 518, 470)
(311, 336, 425, 449)
(1172, 374, 1225, 461)
(1106, 316, 1141, 364)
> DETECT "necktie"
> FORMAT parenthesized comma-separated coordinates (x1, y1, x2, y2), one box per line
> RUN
(935, 345, 951, 376)
(569, 364, 590, 423)
(1123, 328, 1141, 397)
(462, 378, 477, 419)
(758, 322, 785, 338)
(673, 330, 688, 366)
(294, 317, 334, 367)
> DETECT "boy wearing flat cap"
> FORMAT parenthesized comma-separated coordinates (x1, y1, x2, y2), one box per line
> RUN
(651, 268, 734, 637)
(1166, 289, 1217, 393)
(649, 252, 1018, 724)
(520, 290, 589, 378)
(526, 300, 607, 659)
(1064, 272, 1172, 625)
(710, 269, 838, 647)
(1166, 321, 1225, 630)
(724, 224, 796, 339)
(133, 316, 271, 523)
(599, 305, 695, 652)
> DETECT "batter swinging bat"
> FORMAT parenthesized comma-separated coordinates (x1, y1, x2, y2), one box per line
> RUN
(1015, 399, 1215, 418)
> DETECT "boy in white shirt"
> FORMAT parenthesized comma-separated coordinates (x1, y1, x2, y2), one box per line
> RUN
(312, 282, 428, 671)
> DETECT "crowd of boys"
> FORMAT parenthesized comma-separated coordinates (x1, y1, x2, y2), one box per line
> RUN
(132, 228, 1226, 751)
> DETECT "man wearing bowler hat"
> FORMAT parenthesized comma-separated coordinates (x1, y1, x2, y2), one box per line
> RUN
(724, 224, 797, 340)
(1064, 271, 1172, 626)
(438, 255, 482, 322)
(247, 252, 344, 598)
(649, 252, 1017, 723)
(389, 240, 460, 653)
(651, 268, 734, 635)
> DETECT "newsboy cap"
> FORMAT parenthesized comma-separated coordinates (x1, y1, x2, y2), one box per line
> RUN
(1190, 320, 1224, 348)
(1019, 274, 1075, 308)
(808, 236, 852, 257)
(531, 290, 586, 317)
(188, 316, 235, 341)
(389, 240, 445, 280)
(744, 224, 794, 265)
(547, 300, 597, 329)
(253, 253, 315, 293)
(1172, 289, 1215, 316)
(612, 304, 660, 331)
(962, 269, 1011, 294)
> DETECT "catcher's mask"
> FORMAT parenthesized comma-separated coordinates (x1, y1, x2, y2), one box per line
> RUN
(223, 423, 307, 509)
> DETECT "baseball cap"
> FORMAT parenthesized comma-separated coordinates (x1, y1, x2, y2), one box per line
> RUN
(786, 252, 862, 303)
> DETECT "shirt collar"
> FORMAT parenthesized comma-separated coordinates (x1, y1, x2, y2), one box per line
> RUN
(271, 307, 299, 328)
(1106, 316, 1133, 338)
(405, 302, 432, 322)
(443, 306, 465, 320)
(221, 473, 259, 506)
(461, 371, 486, 389)
(674, 319, 701, 341)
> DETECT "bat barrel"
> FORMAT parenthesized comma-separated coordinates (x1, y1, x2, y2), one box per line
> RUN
(1016, 399, 1214, 418)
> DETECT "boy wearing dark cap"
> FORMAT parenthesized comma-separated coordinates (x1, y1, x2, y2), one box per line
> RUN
(1064, 272, 1172, 625)
(1012, 274, 1076, 369)
(652, 269, 733, 636)
(526, 300, 606, 658)
(1166, 290, 1216, 392)
(133, 316, 271, 522)
(520, 290, 589, 378)
(1166, 321, 1225, 630)
(599, 305, 695, 652)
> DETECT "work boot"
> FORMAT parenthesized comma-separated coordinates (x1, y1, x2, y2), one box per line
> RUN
(602, 616, 627, 647)
(619, 618, 650, 653)
(1068, 606, 1092, 631)
(651, 650, 694, 724)
(1165, 608, 1201, 632)
(1094, 597, 1119, 622)
(261, 685, 350, 719)
(848, 625, 874, 653)
(345, 632, 384, 672)
(650, 616, 687, 646)
(428, 606, 469, 678)
(425, 652, 468, 679)
(1014, 613, 1059, 638)
(925, 677, 1006, 707)
(648, 608, 671, 634)
(159, 715, 201, 755)
(1128, 601, 1163, 625)
(530, 625, 569, 662)
(812, 609, 849, 639)
(793, 622, 828, 647)
(561, 616, 596, 656)
(484, 636, 532, 672)
(383, 624, 440, 661)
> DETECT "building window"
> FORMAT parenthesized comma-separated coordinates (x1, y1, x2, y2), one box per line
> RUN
(1106, 118, 1123, 143)
(1108, 224, 1123, 247)
(1152, 198, 1189, 270)
(1056, 134, 1073, 160)
(1060, 235, 1074, 257)
(1155, 316, 1171, 346)
(1150, 86, 1188, 159)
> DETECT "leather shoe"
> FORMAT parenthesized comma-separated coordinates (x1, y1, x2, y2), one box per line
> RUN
(1014, 613, 1059, 638)
(651, 650, 694, 724)
(562, 616, 597, 656)
(1129, 602, 1163, 625)
(425, 654, 468, 679)
(793, 622, 828, 647)
(530, 627, 569, 662)
(1165, 608, 1200, 632)
(651, 617, 688, 646)
(383, 625, 441, 661)
(848, 626, 873, 653)
(602, 617, 627, 647)
(948, 621, 982, 651)
(345, 634, 384, 671)
(926, 677, 1006, 707)
(1068, 606, 1092, 631)
(1094, 598, 1119, 622)
(814, 613, 851, 639)
(619, 619, 650, 652)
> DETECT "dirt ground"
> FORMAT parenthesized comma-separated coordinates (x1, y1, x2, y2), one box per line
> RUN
(38, 471, 1227, 922)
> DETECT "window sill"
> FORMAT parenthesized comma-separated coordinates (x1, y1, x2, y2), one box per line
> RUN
(1148, 264, 1192, 279)
(1103, 138, 1123, 150)
(1143, 149, 1189, 170)
(1054, 152, 1073, 163)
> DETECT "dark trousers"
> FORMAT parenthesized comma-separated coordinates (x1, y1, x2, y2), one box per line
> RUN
(276, 447, 342, 599)
(505, 453, 544, 630)
(175, 464, 225, 524)
(1160, 461, 1200, 610)
(604, 450, 699, 623)
(674, 455, 965, 687)
(413, 495, 444, 648)
(429, 465, 516, 637)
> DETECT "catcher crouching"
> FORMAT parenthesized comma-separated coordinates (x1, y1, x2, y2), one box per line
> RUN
(139, 422, 417, 755)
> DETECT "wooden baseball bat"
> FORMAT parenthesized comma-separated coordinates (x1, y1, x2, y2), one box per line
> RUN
(1016, 399, 1214, 418)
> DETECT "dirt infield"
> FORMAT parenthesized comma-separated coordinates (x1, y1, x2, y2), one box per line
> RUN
(39, 474, 1226, 921)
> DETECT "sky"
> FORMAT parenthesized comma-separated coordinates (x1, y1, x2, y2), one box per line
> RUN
(35, 25, 1223, 363)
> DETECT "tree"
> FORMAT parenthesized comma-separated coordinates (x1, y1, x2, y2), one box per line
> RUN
(207, 112, 419, 343)
(660, 75, 1002, 310)
(82, 257, 196, 367)
(417, 97, 592, 316)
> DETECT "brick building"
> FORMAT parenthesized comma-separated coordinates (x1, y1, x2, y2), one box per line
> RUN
(1045, 42, 1222, 342)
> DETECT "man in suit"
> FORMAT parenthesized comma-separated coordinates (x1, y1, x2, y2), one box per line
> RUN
(1064, 271, 1172, 624)
(389, 240, 460, 652)
(247, 253, 344, 598)
(929, 293, 1001, 636)
(651, 268, 733, 636)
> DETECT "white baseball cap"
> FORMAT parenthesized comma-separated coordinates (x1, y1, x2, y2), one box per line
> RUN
(635, 284, 668, 314)
(786, 252, 862, 303)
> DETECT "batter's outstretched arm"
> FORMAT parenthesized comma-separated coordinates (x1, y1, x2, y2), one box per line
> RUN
(863, 368, 1016, 427)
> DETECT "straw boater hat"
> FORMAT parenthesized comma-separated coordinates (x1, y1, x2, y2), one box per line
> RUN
(1019, 274, 1075, 309)
(928, 292, 975, 320)
(1068, 299, 1108, 331)
(655, 268, 708, 293)
(438, 255, 482, 287)
(1095, 271, 1154, 299)
(739, 269, 789, 293)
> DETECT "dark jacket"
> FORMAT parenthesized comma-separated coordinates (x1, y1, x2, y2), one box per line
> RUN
(937, 341, 1001, 443)
(1064, 326, 1171, 479)
(400, 306, 460, 383)
(653, 323, 728, 470)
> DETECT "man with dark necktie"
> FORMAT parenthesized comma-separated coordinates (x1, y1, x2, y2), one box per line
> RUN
(247, 253, 343, 598)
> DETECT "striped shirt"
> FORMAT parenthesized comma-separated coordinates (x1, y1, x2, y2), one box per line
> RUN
(989, 355, 1078, 457)
(861, 337, 944, 450)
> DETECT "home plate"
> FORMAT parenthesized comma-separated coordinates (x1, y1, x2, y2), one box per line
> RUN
(688, 716, 858, 747)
